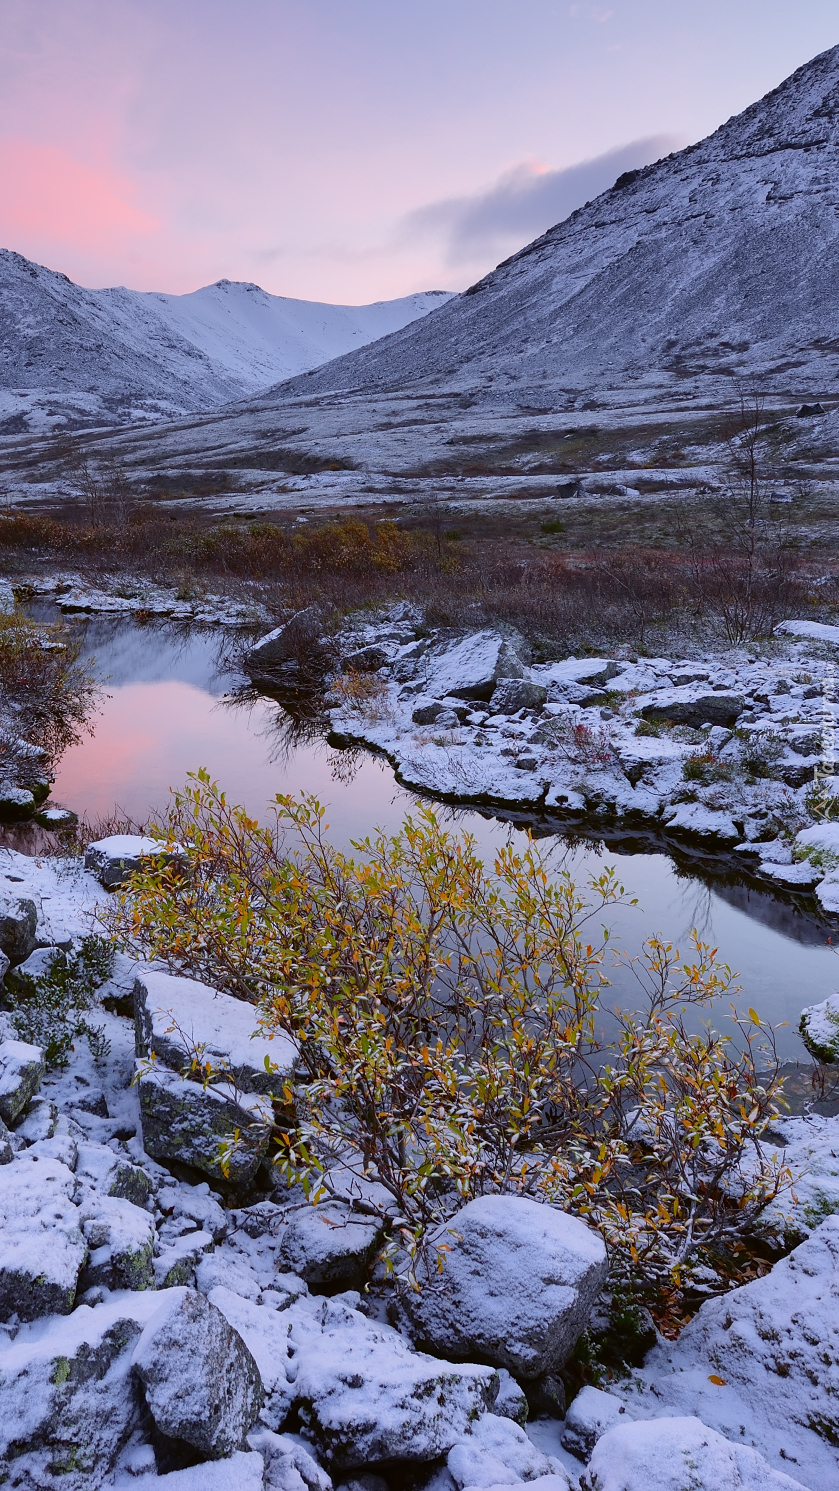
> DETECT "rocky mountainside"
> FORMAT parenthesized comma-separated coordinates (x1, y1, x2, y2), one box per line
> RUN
(280, 42, 839, 403)
(0, 250, 452, 434)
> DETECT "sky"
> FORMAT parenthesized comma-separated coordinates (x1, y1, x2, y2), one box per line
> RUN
(0, 1, 837, 304)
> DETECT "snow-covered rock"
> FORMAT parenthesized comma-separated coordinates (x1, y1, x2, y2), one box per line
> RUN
(775, 620, 839, 646)
(424, 631, 528, 702)
(561, 1385, 626, 1461)
(245, 607, 331, 686)
(134, 968, 295, 1093)
(759, 1115, 839, 1239)
(0, 893, 38, 962)
(84, 835, 184, 889)
(638, 687, 744, 728)
(277, 1202, 384, 1291)
(447, 1412, 553, 1487)
(401, 1195, 607, 1379)
(153, 1228, 215, 1288)
(80, 1194, 156, 1292)
(114, 1449, 267, 1489)
(799, 992, 839, 1063)
(0, 1289, 166, 1490)
(627, 1216, 839, 1488)
(663, 804, 740, 842)
(579, 1416, 808, 1491)
(131, 1287, 264, 1458)
(0, 1037, 45, 1122)
(136, 1062, 273, 1186)
(0, 1154, 87, 1320)
(490, 679, 547, 714)
(292, 1295, 498, 1469)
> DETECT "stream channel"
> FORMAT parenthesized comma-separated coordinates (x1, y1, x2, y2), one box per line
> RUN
(14, 611, 839, 1067)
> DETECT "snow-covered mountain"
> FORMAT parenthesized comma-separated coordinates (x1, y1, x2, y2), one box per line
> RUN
(272, 42, 839, 404)
(0, 251, 452, 435)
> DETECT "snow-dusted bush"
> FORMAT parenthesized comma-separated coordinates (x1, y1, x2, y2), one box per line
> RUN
(115, 771, 791, 1311)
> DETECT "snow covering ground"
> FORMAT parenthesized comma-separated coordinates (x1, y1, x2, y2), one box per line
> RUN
(0, 843, 836, 1488)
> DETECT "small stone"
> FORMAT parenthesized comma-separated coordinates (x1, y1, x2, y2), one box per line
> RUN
(14, 1095, 58, 1142)
(81, 1195, 157, 1291)
(278, 1202, 384, 1290)
(412, 700, 445, 725)
(0, 785, 36, 821)
(154, 1228, 215, 1287)
(491, 679, 547, 713)
(561, 1384, 626, 1461)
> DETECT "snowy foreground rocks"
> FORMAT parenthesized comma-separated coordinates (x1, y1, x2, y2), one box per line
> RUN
(579, 1417, 809, 1491)
(401, 1196, 608, 1386)
(85, 836, 186, 890)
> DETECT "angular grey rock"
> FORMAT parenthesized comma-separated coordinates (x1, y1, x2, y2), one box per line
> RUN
(400, 1195, 607, 1379)
(293, 1296, 498, 1469)
(639, 687, 744, 728)
(80, 1195, 156, 1291)
(0, 1155, 87, 1321)
(426, 629, 529, 701)
(491, 679, 547, 714)
(136, 1061, 273, 1185)
(561, 1384, 626, 1461)
(75, 1140, 156, 1208)
(131, 1287, 264, 1457)
(0, 1290, 166, 1490)
(492, 1366, 529, 1425)
(134, 967, 295, 1094)
(0, 894, 38, 963)
(0, 1037, 45, 1122)
(579, 1416, 808, 1491)
(84, 833, 185, 889)
(342, 644, 391, 672)
(278, 1202, 384, 1290)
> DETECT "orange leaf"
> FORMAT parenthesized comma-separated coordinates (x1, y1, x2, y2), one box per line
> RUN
(708, 1375, 727, 1386)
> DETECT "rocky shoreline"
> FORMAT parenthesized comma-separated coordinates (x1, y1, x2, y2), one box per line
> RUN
(0, 837, 835, 1489)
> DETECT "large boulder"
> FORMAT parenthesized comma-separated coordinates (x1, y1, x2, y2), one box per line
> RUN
(131, 1287, 264, 1459)
(277, 1201, 384, 1290)
(84, 834, 184, 889)
(579, 1417, 808, 1491)
(0, 1154, 87, 1321)
(630, 1216, 839, 1488)
(424, 630, 529, 701)
(136, 1062, 273, 1186)
(638, 686, 744, 728)
(0, 894, 37, 963)
(292, 1295, 498, 1469)
(490, 679, 548, 714)
(0, 1038, 45, 1123)
(0, 1289, 165, 1490)
(134, 968, 296, 1093)
(400, 1195, 607, 1380)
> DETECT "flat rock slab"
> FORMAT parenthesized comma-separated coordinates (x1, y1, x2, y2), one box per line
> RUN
(639, 686, 744, 728)
(134, 968, 296, 1093)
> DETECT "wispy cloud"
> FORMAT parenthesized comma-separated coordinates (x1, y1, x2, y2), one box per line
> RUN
(400, 136, 684, 268)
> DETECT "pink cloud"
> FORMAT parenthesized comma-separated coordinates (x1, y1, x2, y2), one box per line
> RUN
(0, 137, 158, 250)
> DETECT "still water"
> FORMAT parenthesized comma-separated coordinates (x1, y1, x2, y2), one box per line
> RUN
(32, 615, 839, 1060)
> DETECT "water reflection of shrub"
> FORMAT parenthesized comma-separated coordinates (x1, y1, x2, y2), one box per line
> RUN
(0, 608, 99, 771)
(114, 771, 792, 1330)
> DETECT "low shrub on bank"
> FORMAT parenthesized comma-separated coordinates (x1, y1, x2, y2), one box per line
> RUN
(114, 771, 791, 1316)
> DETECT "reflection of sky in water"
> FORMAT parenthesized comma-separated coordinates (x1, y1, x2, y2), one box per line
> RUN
(46, 614, 839, 1060)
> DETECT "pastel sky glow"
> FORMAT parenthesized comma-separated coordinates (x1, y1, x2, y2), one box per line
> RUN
(1, 1, 837, 302)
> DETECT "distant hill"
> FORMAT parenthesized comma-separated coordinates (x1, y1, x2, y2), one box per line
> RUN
(0, 252, 453, 435)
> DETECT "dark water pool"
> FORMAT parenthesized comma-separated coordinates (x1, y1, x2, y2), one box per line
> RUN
(20, 613, 839, 1061)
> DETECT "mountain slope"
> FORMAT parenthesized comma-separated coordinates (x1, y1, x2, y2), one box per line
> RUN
(268, 43, 839, 403)
(0, 251, 452, 435)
